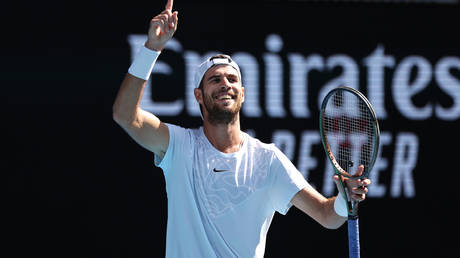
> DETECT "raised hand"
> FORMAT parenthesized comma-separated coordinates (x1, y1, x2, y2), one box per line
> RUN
(145, 0, 178, 51)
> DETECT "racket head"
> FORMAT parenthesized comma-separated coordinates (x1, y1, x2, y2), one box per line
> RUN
(319, 86, 380, 180)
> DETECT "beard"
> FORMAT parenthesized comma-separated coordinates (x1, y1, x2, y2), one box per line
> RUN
(202, 90, 243, 125)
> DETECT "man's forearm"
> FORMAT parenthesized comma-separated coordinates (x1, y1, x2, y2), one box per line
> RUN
(291, 186, 347, 230)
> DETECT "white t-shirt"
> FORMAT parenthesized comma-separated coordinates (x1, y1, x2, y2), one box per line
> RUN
(155, 124, 309, 258)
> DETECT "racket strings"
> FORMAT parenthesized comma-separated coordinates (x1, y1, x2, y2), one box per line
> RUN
(323, 91, 376, 176)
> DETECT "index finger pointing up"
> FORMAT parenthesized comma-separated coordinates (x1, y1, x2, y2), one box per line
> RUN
(165, 0, 173, 11)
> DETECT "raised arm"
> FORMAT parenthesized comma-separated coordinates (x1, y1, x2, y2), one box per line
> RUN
(113, 0, 178, 159)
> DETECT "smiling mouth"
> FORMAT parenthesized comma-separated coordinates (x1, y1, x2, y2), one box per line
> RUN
(217, 95, 232, 100)
(214, 94, 234, 101)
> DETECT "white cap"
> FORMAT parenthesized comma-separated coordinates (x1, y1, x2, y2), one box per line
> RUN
(194, 55, 242, 88)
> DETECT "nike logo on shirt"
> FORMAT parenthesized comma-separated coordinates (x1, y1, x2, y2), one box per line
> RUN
(213, 168, 229, 173)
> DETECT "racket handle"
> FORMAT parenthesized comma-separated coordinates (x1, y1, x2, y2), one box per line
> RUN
(348, 216, 360, 258)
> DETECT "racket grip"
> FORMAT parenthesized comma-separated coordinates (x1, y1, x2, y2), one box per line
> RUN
(348, 217, 360, 258)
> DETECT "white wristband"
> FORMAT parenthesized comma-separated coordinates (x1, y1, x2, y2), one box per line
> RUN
(334, 192, 348, 217)
(128, 46, 161, 80)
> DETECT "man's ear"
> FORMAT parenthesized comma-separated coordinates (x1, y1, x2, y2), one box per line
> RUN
(194, 88, 203, 105)
(241, 86, 245, 103)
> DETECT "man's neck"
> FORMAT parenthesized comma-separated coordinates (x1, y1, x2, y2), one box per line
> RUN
(203, 119, 243, 154)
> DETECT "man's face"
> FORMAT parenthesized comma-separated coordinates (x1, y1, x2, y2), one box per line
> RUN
(198, 65, 244, 124)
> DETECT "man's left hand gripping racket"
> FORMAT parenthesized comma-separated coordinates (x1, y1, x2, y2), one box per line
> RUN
(319, 86, 380, 258)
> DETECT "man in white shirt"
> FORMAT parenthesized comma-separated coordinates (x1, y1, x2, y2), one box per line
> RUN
(113, 1, 371, 257)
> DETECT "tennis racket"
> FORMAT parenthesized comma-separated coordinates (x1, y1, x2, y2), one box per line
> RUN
(319, 86, 380, 258)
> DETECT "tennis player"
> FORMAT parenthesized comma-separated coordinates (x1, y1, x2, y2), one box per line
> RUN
(113, 0, 371, 257)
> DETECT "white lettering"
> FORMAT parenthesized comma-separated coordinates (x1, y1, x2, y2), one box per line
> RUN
(232, 53, 262, 117)
(368, 132, 392, 197)
(264, 34, 285, 117)
(297, 131, 320, 181)
(288, 53, 324, 118)
(391, 132, 418, 198)
(435, 56, 460, 120)
(123, 34, 456, 200)
(319, 54, 359, 112)
(363, 45, 395, 119)
(323, 89, 361, 119)
(392, 56, 433, 120)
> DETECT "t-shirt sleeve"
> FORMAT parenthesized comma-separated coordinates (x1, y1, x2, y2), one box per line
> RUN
(154, 123, 191, 176)
(269, 147, 309, 215)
